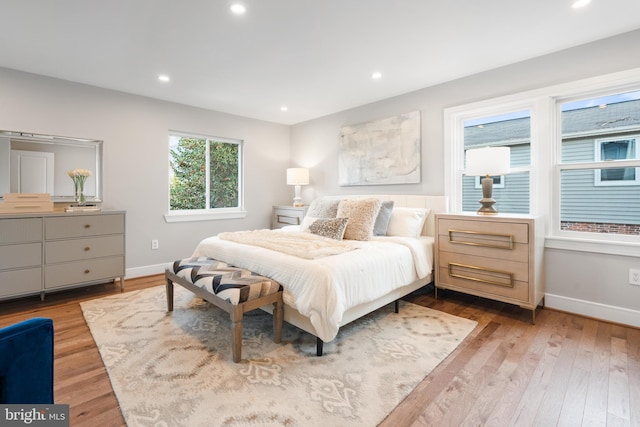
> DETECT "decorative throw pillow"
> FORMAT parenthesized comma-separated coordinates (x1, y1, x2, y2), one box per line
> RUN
(386, 207, 430, 237)
(308, 217, 349, 240)
(300, 215, 318, 232)
(336, 198, 381, 241)
(373, 200, 394, 236)
(306, 198, 340, 218)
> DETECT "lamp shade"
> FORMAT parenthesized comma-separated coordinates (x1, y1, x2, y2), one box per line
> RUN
(465, 147, 510, 176)
(286, 168, 309, 185)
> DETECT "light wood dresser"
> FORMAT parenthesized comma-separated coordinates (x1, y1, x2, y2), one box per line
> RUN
(0, 210, 125, 301)
(435, 212, 545, 322)
(272, 205, 308, 229)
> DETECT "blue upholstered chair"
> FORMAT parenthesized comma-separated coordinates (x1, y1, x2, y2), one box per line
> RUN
(0, 317, 54, 404)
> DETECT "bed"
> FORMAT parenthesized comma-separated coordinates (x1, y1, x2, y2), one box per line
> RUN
(191, 194, 448, 354)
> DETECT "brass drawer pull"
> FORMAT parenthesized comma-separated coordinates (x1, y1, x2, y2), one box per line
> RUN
(448, 262, 514, 288)
(84, 269, 90, 274)
(448, 229, 514, 250)
(84, 247, 91, 251)
(84, 224, 91, 229)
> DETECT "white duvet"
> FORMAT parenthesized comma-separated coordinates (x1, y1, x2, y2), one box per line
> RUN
(192, 231, 434, 342)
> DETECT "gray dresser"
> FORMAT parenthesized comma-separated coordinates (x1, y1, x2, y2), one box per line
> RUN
(0, 211, 125, 301)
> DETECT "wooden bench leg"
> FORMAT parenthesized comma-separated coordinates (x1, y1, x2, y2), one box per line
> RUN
(231, 306, 243, 363)
(273, 298, 283, 344)
(166, 276, 174, 312)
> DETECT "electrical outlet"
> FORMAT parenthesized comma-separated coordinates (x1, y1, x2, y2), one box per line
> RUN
(151, 239, 159, 250)
(629, 268, 640, 286)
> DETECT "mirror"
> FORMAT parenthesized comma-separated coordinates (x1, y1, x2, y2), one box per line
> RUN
(0, 130, 102, 202)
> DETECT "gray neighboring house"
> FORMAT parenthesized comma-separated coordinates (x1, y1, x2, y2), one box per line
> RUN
(463, 100, 640, 234)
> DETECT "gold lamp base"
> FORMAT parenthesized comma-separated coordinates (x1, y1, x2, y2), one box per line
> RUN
(476, 199, 499, 215)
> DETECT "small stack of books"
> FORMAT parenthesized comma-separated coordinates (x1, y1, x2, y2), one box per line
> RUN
(65, 204, 101, 212)
(0, 193, 54, 214)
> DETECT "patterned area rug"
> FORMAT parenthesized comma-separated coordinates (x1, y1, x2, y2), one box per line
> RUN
(81, 285, 476, 427)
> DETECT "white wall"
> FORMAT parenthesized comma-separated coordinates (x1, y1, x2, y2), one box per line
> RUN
(290, 29, 640, 327)
(0, 68, 292, 275)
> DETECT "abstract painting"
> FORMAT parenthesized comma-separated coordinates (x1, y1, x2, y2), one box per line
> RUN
(338, 110, 421, 186)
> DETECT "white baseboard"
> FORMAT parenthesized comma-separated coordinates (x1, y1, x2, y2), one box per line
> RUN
(545, 293, 640, 328)
(126, 263, 171, 279)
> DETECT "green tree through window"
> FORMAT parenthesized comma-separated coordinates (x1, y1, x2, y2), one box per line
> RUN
(169, 135, 240, 211)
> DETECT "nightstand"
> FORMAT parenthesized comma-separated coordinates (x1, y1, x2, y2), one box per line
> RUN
(272, 205, 308, 229)
(434, 212, 545, 322)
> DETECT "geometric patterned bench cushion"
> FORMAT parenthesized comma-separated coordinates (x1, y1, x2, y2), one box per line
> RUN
(171, 257, 282, 305)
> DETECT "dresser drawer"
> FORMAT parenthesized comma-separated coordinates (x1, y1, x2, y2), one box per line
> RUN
(45, 235, 124, 264)
(0, 268, 42, 298)
(438, 251, 530, 302)
(0, 242, 42, 269)
(438, 251, 529, 282)
(438, 266, 530, 303)
(272, 206, 307, 229)
(438, 218, 529, 245)
(0, 218, 43, 244)
(44, 256, 124, 288)
(438, 239, 529, 263)
(45, 214, 124, 239)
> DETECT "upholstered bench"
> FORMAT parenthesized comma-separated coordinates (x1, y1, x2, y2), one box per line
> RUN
(165, 257, 284, 363)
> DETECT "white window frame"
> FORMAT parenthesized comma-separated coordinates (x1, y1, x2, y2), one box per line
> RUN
(164, 131, 246, 223)
(444, 98, 538, 215)
(593, 136, 640, 186)
(445, 67, 640, 256)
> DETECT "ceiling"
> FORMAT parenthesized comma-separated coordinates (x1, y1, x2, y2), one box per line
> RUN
(2, 1, 640, 125)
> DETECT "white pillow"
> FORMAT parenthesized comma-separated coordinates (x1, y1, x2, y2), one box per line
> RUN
(386, 207, 430, 237)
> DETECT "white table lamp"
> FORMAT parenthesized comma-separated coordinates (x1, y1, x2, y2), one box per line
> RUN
(465, 147, 510, 215)
(286, 168, 309, 207)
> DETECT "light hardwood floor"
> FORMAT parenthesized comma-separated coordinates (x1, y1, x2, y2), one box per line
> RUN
(1, 275, 638, 427)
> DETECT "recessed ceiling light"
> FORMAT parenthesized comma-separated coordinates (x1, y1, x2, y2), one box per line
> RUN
(372, 72, 382, 79)
(572, 0, 591, 8)
(280, 106, 288, 112)
(158, 74, 170, 82)
(230, 4, 246, 15)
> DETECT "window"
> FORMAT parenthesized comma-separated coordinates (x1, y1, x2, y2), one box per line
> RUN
(166, 132, 244, 222)
(459, 109, 532, 214)
(558, 91, 640, 237)
(594, 137, 639, 185)
(445, 68, 640, 253)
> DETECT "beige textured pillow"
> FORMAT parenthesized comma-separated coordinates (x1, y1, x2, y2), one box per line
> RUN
(336, 198, 381, 241)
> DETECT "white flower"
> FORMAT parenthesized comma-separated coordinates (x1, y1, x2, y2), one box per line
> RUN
(67, 168, 92, 178)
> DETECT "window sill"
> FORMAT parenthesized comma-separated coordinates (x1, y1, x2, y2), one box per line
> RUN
(164, 210, 247, 223)
(545, 236, 640, 257)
